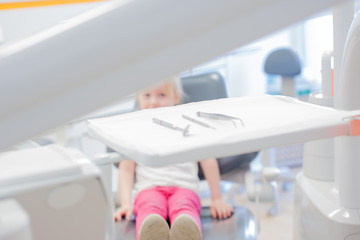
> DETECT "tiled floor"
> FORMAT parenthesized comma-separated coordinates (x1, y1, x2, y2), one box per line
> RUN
(226, 165, 302, 240)
(234, 181, 297, 240)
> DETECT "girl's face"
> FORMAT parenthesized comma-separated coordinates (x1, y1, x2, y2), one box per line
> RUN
(137, 83, 180, 109)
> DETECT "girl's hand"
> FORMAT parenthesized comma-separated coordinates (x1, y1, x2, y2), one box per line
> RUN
(114, 205, 134, 221)
(210, 199, 234, 219)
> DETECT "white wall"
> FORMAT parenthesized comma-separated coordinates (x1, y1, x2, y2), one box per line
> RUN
(187, 23, 303, 98)
(225, 27, 293, 97)
(303, 12, 334, 84)
(187, 9, 339, 98)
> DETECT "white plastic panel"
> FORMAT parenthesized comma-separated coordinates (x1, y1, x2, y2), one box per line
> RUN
(0, 0, 347, 150)
(0, 199, 32, 240)
(88, 95, 358, 166)
(0, 145, 82, 188)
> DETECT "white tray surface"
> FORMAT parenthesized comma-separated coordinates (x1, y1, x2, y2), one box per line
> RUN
(88, 95, 358, 166)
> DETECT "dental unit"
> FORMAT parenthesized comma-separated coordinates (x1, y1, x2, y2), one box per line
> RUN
(0, 0, 359, 239)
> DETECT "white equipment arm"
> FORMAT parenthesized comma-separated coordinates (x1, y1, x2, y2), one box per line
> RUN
(0, 0, 347, 150)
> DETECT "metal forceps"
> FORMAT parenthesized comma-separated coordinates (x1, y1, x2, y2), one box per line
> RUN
(152, 117, 191, 136)
(196, 111, 245, 127)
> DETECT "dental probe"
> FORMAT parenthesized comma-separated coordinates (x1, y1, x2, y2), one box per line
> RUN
(152, 117, 190, 136)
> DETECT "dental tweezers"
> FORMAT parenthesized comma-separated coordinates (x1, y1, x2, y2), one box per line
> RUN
(196, 111, 245, 127)
(152, 117, 190, 136)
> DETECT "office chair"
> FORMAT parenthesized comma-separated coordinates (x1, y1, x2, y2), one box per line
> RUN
(263, 48, 303, 170)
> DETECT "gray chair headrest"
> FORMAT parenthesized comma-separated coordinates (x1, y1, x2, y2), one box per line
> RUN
(264, 48, 302, 77)
(181, 72, 228, 103)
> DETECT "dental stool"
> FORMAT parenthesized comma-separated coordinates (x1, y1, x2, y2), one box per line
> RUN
(264, 48, 302, 97)
(245, 48, 300, 216)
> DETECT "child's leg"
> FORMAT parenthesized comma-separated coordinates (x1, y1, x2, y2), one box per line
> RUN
(168, 188, 202, 232)
(134, 188, 169, 239)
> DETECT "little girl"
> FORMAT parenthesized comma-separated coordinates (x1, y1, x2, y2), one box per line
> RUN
(114, 77, 234, 240)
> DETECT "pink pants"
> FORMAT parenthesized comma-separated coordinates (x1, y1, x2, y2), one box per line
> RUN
(134, 186, 202, 238)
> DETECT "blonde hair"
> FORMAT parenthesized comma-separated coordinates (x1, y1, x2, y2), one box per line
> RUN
(135, 76, 184, 109)
(161, 76, 183, 104)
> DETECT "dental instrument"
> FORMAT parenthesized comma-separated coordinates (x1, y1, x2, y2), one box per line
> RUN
(182, 114, 216, 129)
(197, 111, 245, 127)
(152, 117, 191, 136)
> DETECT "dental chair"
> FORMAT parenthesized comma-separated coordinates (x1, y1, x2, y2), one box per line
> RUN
(181, 72, 259, 179)
(105, 72, 258, 239)
(110, 72, 258, 177)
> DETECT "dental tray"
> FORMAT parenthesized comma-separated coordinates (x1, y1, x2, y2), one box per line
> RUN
(87, 95, 359, 166)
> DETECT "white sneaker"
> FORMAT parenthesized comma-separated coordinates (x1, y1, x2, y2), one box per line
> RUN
(139, 214, 170, 240)
(170, 214, 202, 240)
